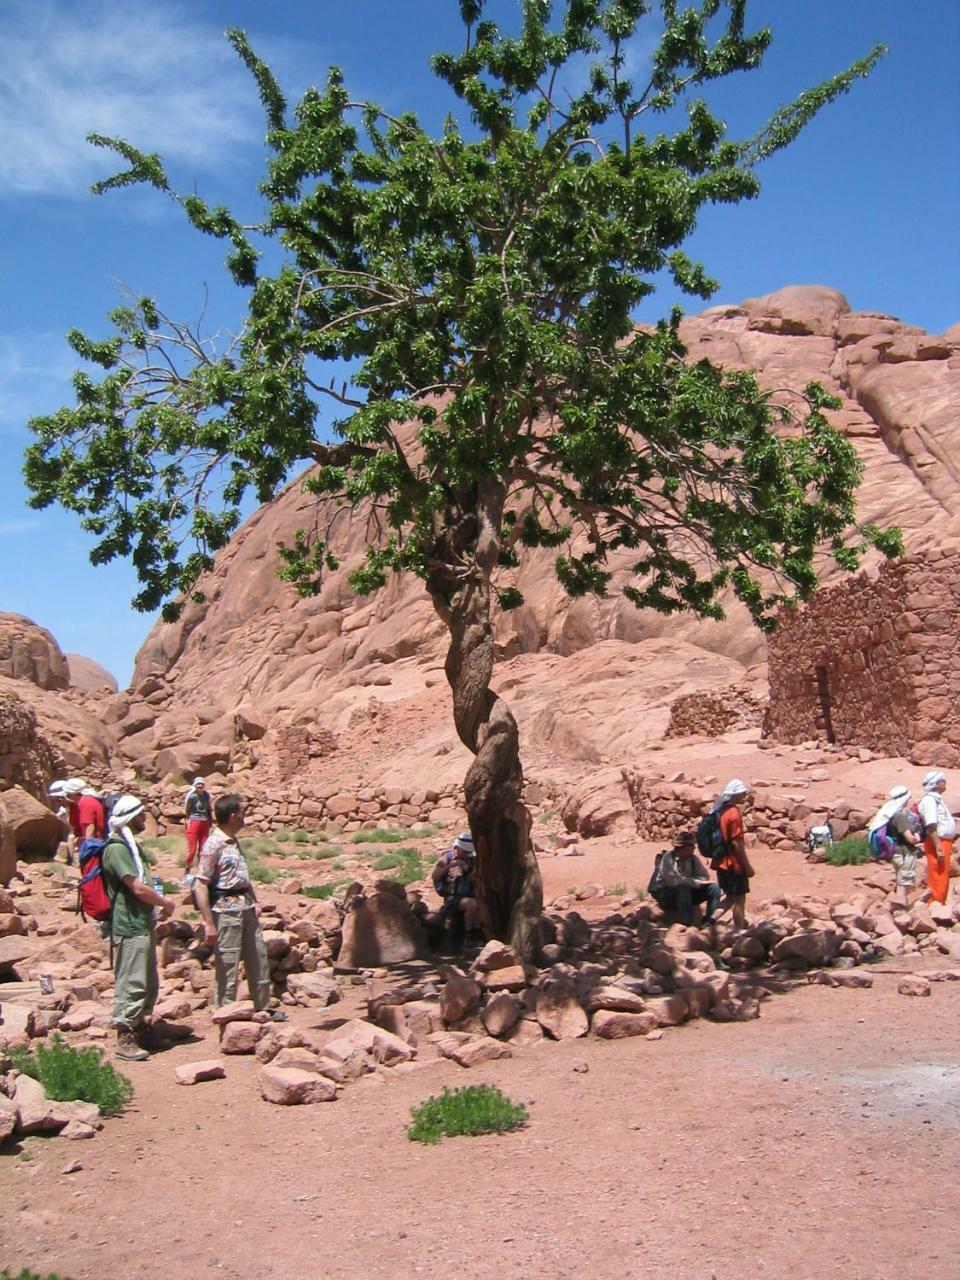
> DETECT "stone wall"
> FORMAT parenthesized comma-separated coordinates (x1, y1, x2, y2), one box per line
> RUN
(765, 550, 960, 766)
(623, 769, 871, 852)
(665, 685, 766, 739)
(275, 726, 338, 781)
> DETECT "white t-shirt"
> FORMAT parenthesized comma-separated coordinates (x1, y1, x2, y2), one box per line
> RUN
(917, 792, 957, 840)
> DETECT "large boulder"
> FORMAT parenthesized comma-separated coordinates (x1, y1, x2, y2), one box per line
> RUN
(0, 613, 69, 690)
(338, 883, 428, 968)
(65, 654, 118, 693)
(535, 977, 589, 1040)
(1, 786, 65, 859)
(0, 796, 16, 885)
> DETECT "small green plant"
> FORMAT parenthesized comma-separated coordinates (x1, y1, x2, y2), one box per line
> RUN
(372, 846, 423, 885)
(291, 828, 311, 844)
(535, 810, 556, 824)
(302, 884, 335, 899)
(823, 836, 872, 866)
(407, 1084, 528, 1144)
(249, 863, 278, 884)
(635, 886, 647, 901)
(314, 845, 342, 860)
(1, 1271, 76, 1279)
(606, 882, 627, 897)
(349, 827, 409, 844)
(10, 1035, 133, 1117)
(331, 858, 346, 870)
(161, 879, 180, 894)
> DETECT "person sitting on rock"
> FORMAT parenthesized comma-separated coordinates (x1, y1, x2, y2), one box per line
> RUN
(917, 770, 956, 906)
(649, 830, 721, 925)
(432, 832, 481, 949)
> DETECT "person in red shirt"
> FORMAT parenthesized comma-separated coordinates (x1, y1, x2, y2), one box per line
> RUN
(63, 778, 106, 856)
(712, 778, 755, 932)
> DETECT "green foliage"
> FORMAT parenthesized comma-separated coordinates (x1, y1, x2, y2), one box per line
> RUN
(606, 882, 627, 896)
(371, 846, 424, 884)
(1, 1271, 75, 1280)
(823, 836, 872, 866)
(10, 1035, 133, 1117)
(349, 827, 410, 844)
(291, 828, 312, 844)
(248, 862, 278, 884)
(24, 3, 894, 638)
(407, 1084, 528, 1144)
(161, 879, 180, 894)
(302, 884, 335, 899)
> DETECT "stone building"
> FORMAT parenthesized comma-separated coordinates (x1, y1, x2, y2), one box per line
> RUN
(765, 549, 960, 766)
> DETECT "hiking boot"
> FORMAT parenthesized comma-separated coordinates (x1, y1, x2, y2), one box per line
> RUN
(116, 1028, 149, 1061)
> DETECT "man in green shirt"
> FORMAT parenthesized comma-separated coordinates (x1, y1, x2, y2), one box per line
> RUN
(101, 794, 176, 1061)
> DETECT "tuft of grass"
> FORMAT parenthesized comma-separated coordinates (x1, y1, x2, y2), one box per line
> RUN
(635, 886, 647, 901)
(249, 863, 278, 884)
(161, 879, 180, 894)
(407, 1084, 528, 1145)
(10, 1034, 133, 1117)
(302, 884, 336, 899)
(291, 828, 311, 844)
(606, 882, 627, 897)
(372, 846, 424, 885)
(331, 858, 346, 870)
(349, 827, 409, 844)
(823, 836, 872, 866)
(1, 1271, 77, 1280)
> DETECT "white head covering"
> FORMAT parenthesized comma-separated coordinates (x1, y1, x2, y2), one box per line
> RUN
(48, 780, 67, 799)
(453, 832, 474, 855)
(713, 778, 749, 813)
(108, 794, 146, 879)
(63, 776, 87, 797)
(867, 785, 911, 835)
(923, 770, 946, 792)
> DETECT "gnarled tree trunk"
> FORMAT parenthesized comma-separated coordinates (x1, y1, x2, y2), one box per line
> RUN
(426, 481, 543, 960)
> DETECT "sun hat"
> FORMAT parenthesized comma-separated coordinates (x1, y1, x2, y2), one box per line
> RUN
(453, 833, 474, 854)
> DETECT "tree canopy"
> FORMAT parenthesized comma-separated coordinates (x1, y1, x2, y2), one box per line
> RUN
(24, 0, 896, 628)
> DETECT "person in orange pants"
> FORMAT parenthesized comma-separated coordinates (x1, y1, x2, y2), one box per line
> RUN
(917, 770, 955, 905)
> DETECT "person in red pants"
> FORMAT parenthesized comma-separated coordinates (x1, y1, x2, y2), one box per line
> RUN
(918, 770, 956, 906)
(183, 777, 213, 879)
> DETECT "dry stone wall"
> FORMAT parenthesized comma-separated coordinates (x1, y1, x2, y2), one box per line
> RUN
(666, 684, 766, 739)
(765, 550, 960, 766)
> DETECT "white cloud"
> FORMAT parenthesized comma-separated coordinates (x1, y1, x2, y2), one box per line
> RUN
(0, 0, 265, 197)
(0, 518, 40, 535)
(0, 331, 77, 432)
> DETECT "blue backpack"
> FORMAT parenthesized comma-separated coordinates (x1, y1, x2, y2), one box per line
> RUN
(696, 809, 728, 862)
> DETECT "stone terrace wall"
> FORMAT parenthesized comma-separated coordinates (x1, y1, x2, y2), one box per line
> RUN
(765, 549, 960, 766)
(623, 769, 871, 852)
(665, 685, 766, 739)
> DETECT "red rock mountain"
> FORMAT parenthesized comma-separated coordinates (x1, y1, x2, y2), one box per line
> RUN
(71, 287, 960, 787)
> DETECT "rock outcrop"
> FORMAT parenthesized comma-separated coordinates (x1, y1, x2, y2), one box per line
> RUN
(0, 613, 69, 691)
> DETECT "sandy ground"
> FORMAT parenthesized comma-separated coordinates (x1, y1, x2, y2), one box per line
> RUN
(3, 838, 960, 1280)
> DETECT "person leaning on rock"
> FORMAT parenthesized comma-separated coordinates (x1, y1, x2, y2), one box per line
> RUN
(194, 794, 286, 1020)
(101, 794, 176, 1061)
(917, 770, 956, 906)
(649, 830, 722, 926)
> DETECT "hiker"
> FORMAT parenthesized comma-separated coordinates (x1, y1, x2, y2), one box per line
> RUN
(63, 778, 105, 868)
(709, 778, 755, 932)
(101, 795, 176, 1061)
(867, 785, 912, 863)
(48, 780, 72, 862)
(882, 787, 923, 908)
(649, 830, 721, 925)
(918, 770, 955, 905)
(183, 776, 213, 879)
(432, 832, 481, 948)
(194, 794, 286, 1019)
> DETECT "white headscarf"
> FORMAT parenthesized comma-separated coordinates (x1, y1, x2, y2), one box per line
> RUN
(867, 785, 911, 835)
(923, 770, 946, 792)
(109, 795, 146, 881)
(713, 778, 749, 813)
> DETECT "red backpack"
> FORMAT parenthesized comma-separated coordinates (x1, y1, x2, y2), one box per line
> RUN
(76, 837, 114, 923)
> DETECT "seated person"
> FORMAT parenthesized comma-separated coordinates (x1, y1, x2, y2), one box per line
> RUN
(649, 830, 721, 925)
(431, 832, 481, 947)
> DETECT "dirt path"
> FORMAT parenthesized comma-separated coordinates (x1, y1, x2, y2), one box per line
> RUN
(4, 965, 959, 1280)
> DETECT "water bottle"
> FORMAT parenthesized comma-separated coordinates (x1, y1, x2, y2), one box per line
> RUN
(152, 876, 164, 921)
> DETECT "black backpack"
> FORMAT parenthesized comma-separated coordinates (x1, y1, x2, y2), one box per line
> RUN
(646, 851, 666, 897)
(696, 808, 728, 862)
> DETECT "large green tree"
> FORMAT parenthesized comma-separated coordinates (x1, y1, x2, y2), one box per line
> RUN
(25, 1, 897, 957)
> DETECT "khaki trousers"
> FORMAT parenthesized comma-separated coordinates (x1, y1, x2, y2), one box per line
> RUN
(112, 933, 159, 1030)
(214, 907, 271, 1009)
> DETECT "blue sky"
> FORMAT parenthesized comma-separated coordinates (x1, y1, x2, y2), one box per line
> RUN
(1, 0, 957, 687)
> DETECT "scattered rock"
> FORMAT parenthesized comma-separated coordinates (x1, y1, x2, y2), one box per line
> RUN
(897, 976, 931, 998)
(175, 1060, 227, 1086)
(259, 1064, 337, 1105)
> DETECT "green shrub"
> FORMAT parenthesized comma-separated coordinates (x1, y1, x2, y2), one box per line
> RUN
(823, 836, 872, 866)
(10, 1035, 132, 1117)
(1, 1271, 76, 1279)
(161, 879, 180, 894)
(302, 884, 335, 899)
(349, 827, 408, 844)
(407, 1084, 528, 1144)
(291, 828, 311, 844)
(372, 846, 424, 885)
(249, 863, 278, 884)
(606, 882, 627, 896)
(331, 858, 346, 870)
